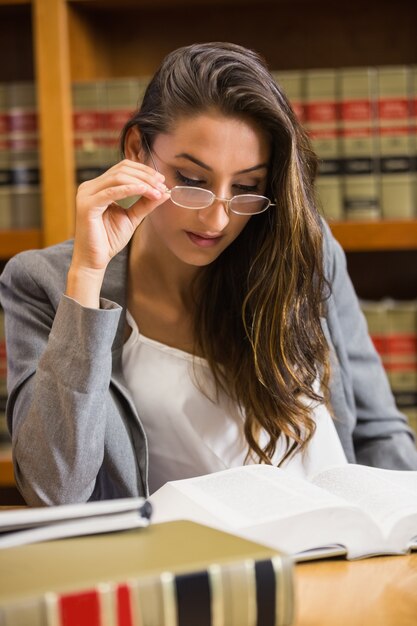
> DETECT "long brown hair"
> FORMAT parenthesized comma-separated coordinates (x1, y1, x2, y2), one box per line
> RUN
(121, 42, 331, 465)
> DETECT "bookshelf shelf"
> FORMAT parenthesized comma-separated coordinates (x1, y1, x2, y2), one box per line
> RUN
(0, 230, 42, 259)
(0, 449, 14, 487)
(330, 220, 417, 252)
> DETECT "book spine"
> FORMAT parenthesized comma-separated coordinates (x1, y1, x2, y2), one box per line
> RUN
(7, 81, 41, 229)
(362, 298, 417, 439)
(377, 66, 415, 218)
(385, 302, 417, 428)
(0, 306, 9, 450)
(72, 81, 107, 184)
(360, 299, 389, 367)
(412, 66, 417, 212)
(102, 78, 148, 172)
(339, 68, 380, 220)
(0, 556, 293, 626)
(271, 70, 306, 125)
(0, 83, 12, 230)
(305, 69, 343, 221)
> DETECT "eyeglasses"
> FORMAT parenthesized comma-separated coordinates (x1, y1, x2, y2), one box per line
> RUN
(145, 141, 275, 216)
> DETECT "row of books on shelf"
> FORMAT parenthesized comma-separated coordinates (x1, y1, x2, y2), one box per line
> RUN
(1, 64, 417, 230)
(361, 299, 417, 438)
(0, 77, 149, 231)
(274, 64, 417, 221)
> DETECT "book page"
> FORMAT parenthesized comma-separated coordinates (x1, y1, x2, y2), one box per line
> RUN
(167, 465, 353, 527)
(149, 465, 382, 558)
(310, 464, 417, 536)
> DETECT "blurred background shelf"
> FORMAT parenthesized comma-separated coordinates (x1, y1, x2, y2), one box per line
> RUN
(330, 220, 417, 252)
(0, 230, 42, 259)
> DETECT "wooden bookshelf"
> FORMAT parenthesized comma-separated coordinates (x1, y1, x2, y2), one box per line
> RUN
(330, 220, 417, 252)
(0, 229, 42, 259)
(0, 449, 14, 487)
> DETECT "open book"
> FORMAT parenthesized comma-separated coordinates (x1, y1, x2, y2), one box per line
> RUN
(148, 464, 417, 561)
(0, 497, 151, 549)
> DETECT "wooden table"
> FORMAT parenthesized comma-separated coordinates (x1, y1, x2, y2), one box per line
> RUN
(294, 553, 417, 625)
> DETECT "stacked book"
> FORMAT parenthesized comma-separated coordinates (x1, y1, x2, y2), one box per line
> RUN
(0, 510, 294, 626)
(274, 65, 417, 222)
(0, 306, 9, 451)
(0, 82, 41, 230)
(361, 299, 417, 438)
(72, 77, 150, 185)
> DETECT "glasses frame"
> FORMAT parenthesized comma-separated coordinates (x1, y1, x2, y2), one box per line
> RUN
(144, 138, 276, 216)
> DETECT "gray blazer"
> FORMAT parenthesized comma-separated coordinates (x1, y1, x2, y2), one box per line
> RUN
(1, 221, 416, 505)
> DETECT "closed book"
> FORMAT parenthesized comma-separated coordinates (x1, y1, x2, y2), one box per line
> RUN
(72, 80, 107, 184)
(0, 396, 8, 450)
(339, 68, 380, 220)
(7, 82, 41, 229)
(0, 83, 12, 230)
(305, 69, 343, 221)
(272, 70, 306, 125)
(102, 77, 149, 170)
(361, 299, 417, 440)
(385, 301, 417, 413)
(377, 66, 415, 218)
(412, 66, 417, 208)
(360, 299, 389, 366)
(0, 307, 6, 398)
(0, 520, 294, 626)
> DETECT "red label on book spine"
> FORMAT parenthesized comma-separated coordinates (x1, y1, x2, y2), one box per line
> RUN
(59, 589, 101, 626)
(305, 101, 338, 122)
(341, 100, 373, 121)
(378, 98, 410, 119)
(116, 584, 134, 626)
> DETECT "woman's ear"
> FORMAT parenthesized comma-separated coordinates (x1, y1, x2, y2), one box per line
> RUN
(124, 126, 146, 162)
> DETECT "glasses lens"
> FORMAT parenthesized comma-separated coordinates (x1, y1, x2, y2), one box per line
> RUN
(170, 186, 213, 210)
(230, 195, 270, 215)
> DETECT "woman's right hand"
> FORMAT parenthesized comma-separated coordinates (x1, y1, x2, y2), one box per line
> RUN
(66, 159, 168, 307)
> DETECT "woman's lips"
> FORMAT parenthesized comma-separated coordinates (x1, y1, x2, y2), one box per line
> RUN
(185, 231, 223, 248)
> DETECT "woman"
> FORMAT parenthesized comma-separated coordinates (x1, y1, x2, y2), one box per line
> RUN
(1, 42, 416, 506)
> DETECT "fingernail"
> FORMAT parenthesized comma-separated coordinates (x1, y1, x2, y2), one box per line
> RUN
(157, 182, 168, 192)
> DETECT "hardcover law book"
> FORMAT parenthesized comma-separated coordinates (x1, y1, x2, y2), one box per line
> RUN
(102, 77, 149, 170)
(377, 66, 415, 218)
(0, 520, 294, 626)
(361, 299, 417, 439)
(149, 464, 417, 561)
(339, 68, 380, 220)
(7, 82, 41, 228)
(0, 84, 11, 229)
(412, 66, 417, 206)
(0, 307, 8, 449)
(305, 69, 343, 221)
(72, 81, 107, 184)
(271, 70, 306, 125)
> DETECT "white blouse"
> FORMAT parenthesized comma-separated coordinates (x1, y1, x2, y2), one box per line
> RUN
(122, 311, 347, 494)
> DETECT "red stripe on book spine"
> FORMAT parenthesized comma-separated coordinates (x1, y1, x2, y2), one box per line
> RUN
(341, 100, 374, 121)
(59, 589, 101, 626)
(305, 101, 338, 122)
(117, 584, 134, 626)
(378, 98, 410, 119)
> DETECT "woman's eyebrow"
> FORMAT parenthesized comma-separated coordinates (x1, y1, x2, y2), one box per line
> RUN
(174, 152, 268, 175)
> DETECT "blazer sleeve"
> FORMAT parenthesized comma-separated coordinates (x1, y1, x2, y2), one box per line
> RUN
(322, 220, 417, 469)
(0, 252, 123, 504)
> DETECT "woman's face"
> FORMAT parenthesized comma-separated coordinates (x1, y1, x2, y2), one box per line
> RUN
(140, 111, 271, 268)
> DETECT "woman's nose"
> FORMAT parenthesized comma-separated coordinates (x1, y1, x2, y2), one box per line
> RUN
(197, 198, 230, 231)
